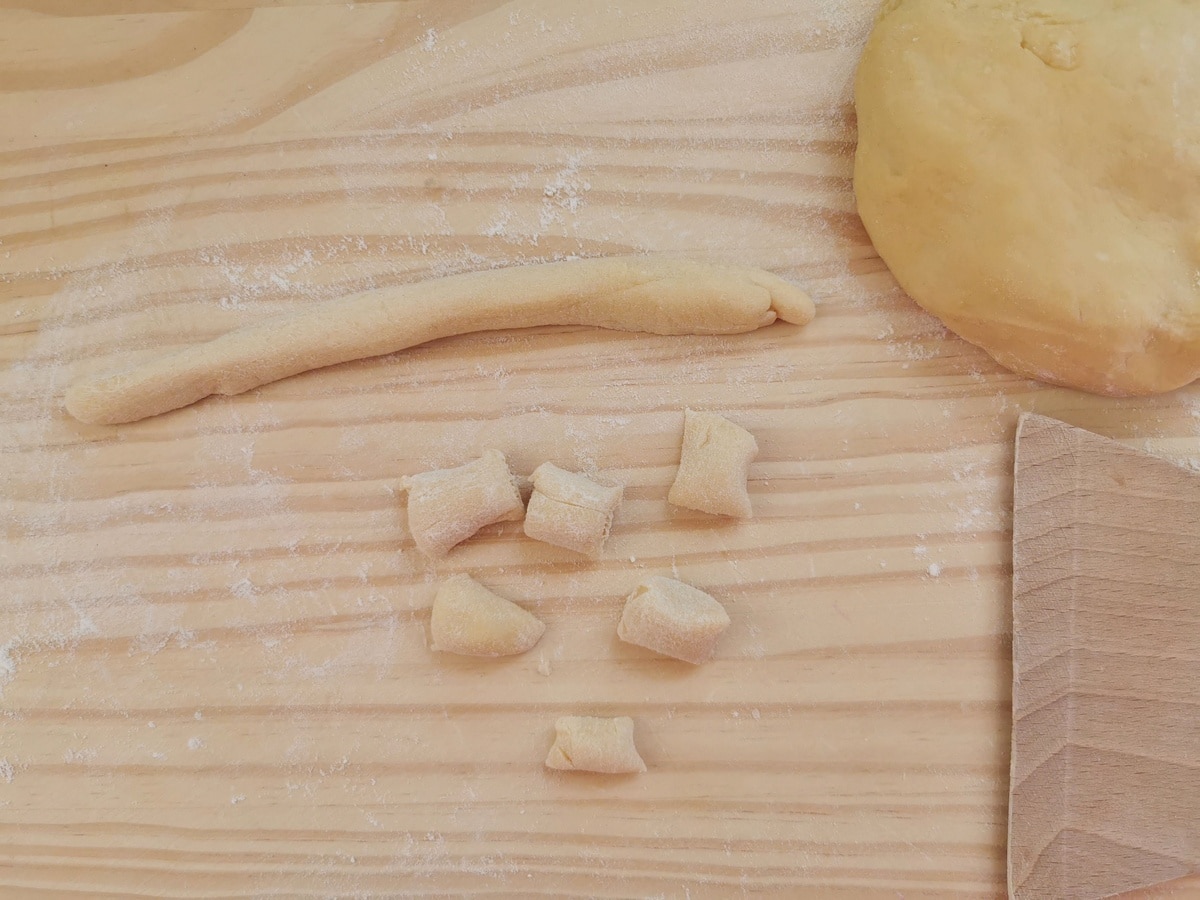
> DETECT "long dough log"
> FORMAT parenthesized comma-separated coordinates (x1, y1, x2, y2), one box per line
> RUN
(65, 256, 815, 425)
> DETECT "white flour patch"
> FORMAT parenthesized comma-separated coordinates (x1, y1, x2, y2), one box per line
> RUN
(0, 640, 17, 694)
(482, 210, 512, 237)
(231, 578, 258, 602)
(538, 153, 593, 231)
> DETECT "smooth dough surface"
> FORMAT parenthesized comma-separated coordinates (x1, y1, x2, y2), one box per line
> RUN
(65, 256, 816, 424)
(854, 0, 1200, 395)
(429, 574, 545, 657)
(544, 716, 646, 774)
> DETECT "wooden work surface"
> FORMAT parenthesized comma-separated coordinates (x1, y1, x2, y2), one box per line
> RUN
(2, 2, 1199, 897)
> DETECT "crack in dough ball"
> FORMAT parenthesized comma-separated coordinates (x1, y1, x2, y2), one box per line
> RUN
(854, 0, 1200, 395)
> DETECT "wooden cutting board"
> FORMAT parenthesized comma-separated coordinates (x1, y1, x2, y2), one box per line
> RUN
(1010, 415, 1200, 899)
(3, 2, 1200, 897)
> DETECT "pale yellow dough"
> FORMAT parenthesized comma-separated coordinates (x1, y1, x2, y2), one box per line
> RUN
(854, 0, 1200, 395)
(401, 451, 524, 557)
(668, 410, 758, 518)
(429, 574, 545, 657)
(523, 463, 623, 556)
(544, 716, 646, 774)
(617, 575, 731, 665)
(64, 256, 815, 424)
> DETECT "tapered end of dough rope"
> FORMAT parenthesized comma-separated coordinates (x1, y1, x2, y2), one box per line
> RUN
(65, 367, 202, 425)
(64, 378, 117, 426)
(65, 374, 164, 426)
(752, 271, 816, 326)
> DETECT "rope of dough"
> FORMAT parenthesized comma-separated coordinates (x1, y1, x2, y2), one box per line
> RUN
(65, 256, 816, 425)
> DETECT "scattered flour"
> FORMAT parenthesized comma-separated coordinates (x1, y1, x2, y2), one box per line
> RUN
(538, 153, 593, 231)
(231, 578, 258, 602)
(9, 9, 1200, 892)
(0, 641, 17, 696)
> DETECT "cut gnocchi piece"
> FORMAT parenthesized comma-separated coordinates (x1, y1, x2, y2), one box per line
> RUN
(523, 463, 623, 556)
(544, 716, 646, 774)
(401, 450, 525, 557)
(429, 574, 545, 657)
(667, 410, 758, 518)
(617, 575, 730, 665)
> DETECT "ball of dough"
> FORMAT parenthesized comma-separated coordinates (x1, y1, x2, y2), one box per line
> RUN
(854, 0, 1200, 395)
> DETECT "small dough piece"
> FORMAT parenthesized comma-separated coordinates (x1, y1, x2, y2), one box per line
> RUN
(429, 574, 545, 657)
(617, 575, 730, 665)
(401, 450, 524, 557)
(544, 716, 646, 774)
(64, 257, 816, 425)
(523, 463, 623, 556)
(668, 410, 758, 518)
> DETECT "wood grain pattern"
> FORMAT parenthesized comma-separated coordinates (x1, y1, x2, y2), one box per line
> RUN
(2, 2, 1200, 896)
(1009, 416, 1200, 900)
